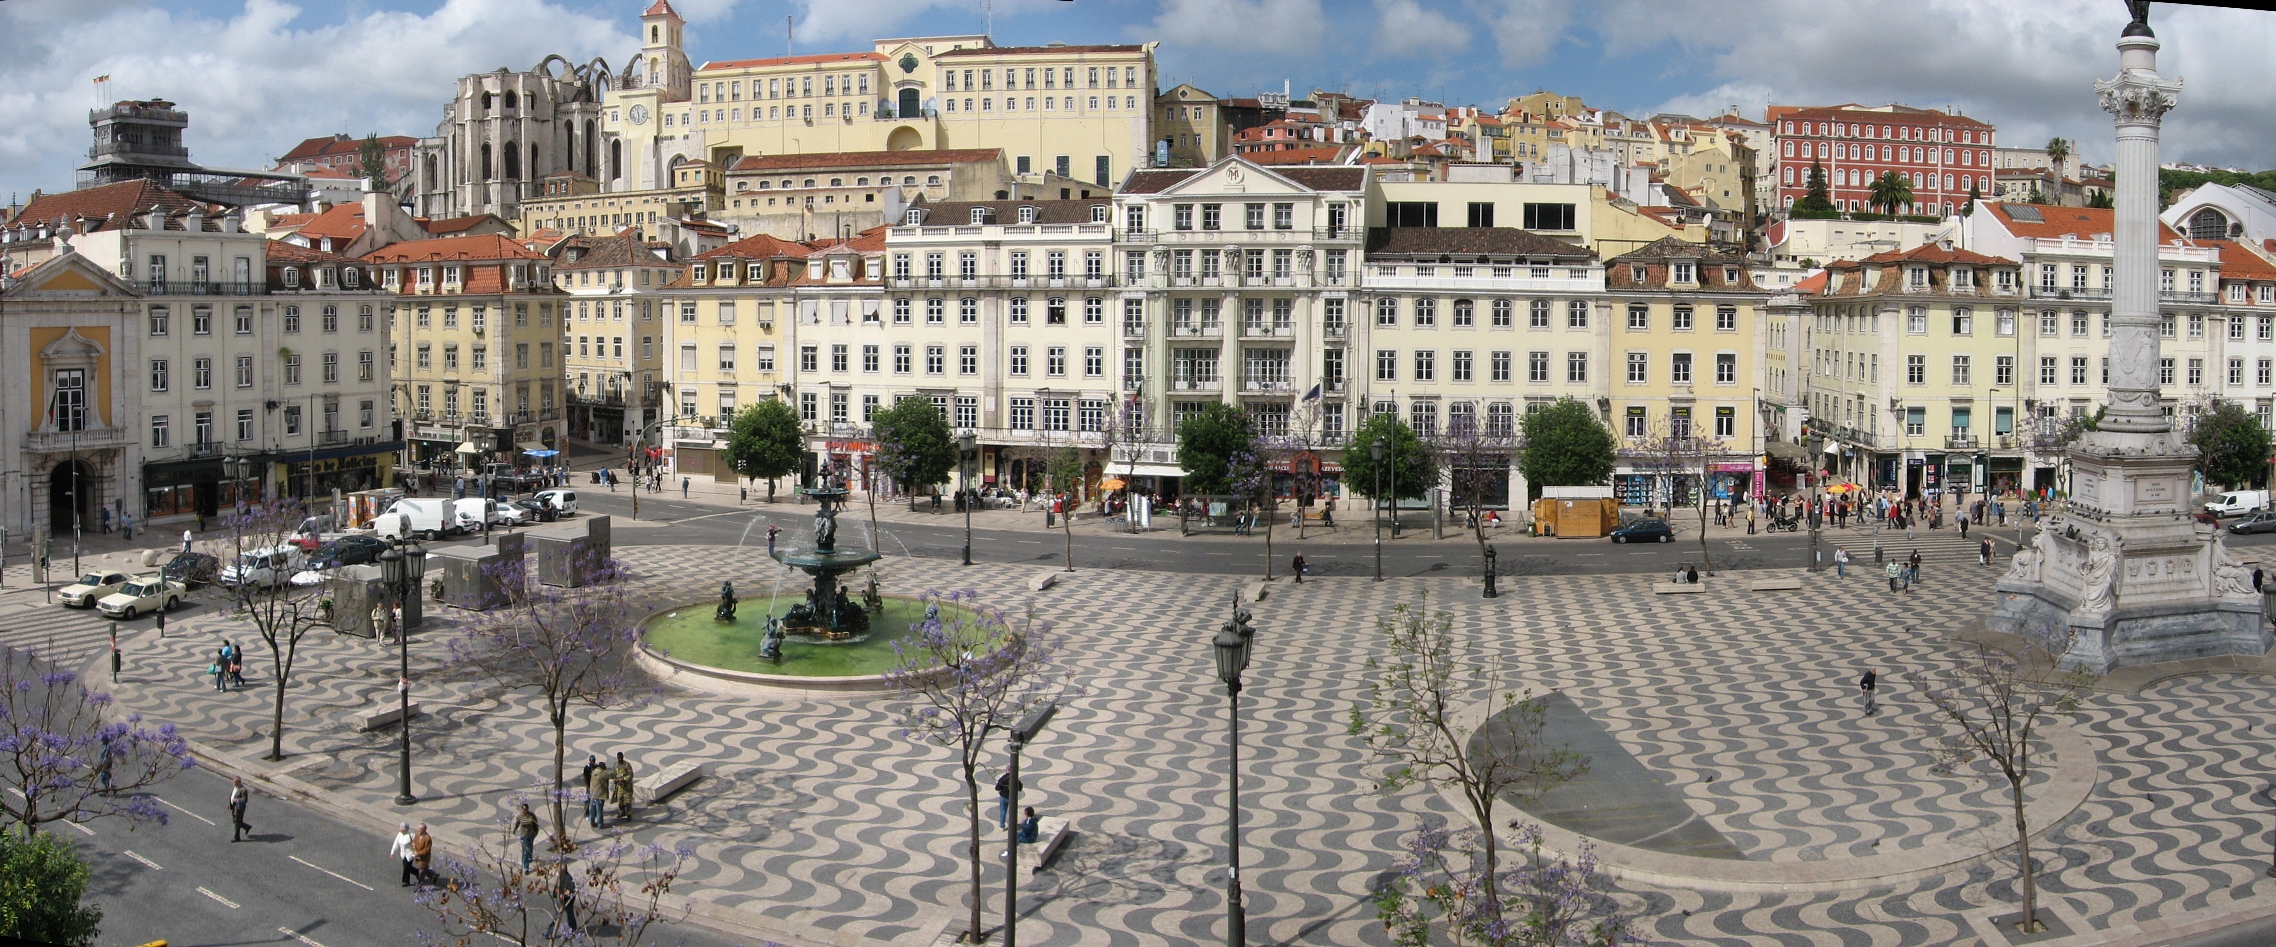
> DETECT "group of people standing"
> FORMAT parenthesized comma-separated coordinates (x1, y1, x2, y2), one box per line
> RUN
(579, 752, 639, 835)
(211, 641, 246, 691)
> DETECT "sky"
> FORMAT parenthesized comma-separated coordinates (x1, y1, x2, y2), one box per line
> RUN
(5, 0, 2275, 207)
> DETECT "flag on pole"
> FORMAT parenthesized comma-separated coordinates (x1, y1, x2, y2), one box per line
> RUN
(93, 75, 111, 84)
(1301, 382, 1322, 403)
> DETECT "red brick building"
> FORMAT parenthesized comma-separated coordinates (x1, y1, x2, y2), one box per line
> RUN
(1768, 104, 1995, 216)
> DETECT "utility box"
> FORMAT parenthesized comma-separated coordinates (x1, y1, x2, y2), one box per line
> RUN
(1533, 486, 1618, 538)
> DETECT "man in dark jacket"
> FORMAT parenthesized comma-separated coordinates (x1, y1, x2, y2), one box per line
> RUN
(513, 803, 540, 871)
(995, 770, 1023, 828)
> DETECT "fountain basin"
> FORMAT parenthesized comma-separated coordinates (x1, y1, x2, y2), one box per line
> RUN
(636, 596, 969, 693)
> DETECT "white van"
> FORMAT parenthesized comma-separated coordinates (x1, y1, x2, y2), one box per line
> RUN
(531, 489, 579, 516)
(383, 498, 478, 539)
(2206, 490, 2272, 517)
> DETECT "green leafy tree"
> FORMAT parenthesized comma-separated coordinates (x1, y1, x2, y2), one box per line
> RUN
(871, 396, 958, 511)
(2087, 188, 2113, 209)
(356, 133, 393, 189)
(0, 831, 101, 946)
(2188, 401, 2272, 488)
(1174, 401, 1255, 495)
(722, 398, 806, 502)
(2026, 183, 2046, 205)
(1965, 182, 1984, 215)
(2044, 137, 2070, 172)
(1867, 171, 1915, 215)
(1343, 412, 1437, 505)
(1517, 398, 1614, 502)
(1794, 161, 1836, 214)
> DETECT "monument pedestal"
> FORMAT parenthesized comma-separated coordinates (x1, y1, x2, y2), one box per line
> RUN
(1983, 429, 2267, 671)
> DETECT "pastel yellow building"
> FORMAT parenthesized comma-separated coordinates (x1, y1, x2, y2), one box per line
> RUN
(1604, 238, 1769, 506)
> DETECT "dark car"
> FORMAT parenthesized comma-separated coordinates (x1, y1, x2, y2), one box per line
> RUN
(307, 535, 389, 570)
(1610, 519, 1674, 544)
(2231, 511, 2276, 535)
(512, 498, 558, 523)
(162, 551, 221, 589)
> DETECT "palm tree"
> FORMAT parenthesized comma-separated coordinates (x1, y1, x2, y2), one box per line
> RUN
(1868, 171, 1915, 215)
(2046, 137, 2071, 174)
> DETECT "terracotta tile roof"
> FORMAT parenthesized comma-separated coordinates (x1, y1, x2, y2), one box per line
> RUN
(693, 233, 812, 261)
(643, 0, 678, 17)
(908, 198, 1106, 225)
(361, 233, 548, 264)
(1276, 167, 1366, 191)
(1773, 103, 1992, 128)
(702, 51, 883, 71)
(2206, 240, 2276, 281)
(265, 240, 363, 265)
(1983, 203, 2183, 243)
(1606, 238, 1758, 291)
(421, 214, 504, 235)
(278, 134, 417, 163)
(561, 231, 672, 268)
(1118, 169, 1200, 194)
(13, 180, 212, 234)
(1793, 271, 1830, 294)
(1364, 227, 1592, 259)
(934, 44, 1144, 58)
(729, 149, 1002, 172)
(1245, 146, 1346, 166)
(296, 203, 369, 241)
(1855, 244, 2011, 266)
(263, 211, 319, 231)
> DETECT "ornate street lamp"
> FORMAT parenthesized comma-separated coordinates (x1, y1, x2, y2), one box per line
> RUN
(1483, 543, 1499, 598)
(381, 536, 426, 806)
(1000, 699, 1057, 947)
(960, 431, 978, 566)
(1211, 594, 1256, 947)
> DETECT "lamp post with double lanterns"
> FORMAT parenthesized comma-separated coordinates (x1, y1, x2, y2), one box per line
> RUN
(1000, 699, 1057, 947)
(1211, 593, 1257, 946)
(959, 431, 977, 566)
(377, 536, 426, 806)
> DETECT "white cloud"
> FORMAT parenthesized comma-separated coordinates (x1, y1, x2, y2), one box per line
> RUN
(1611, 0, 2276, 169)
(1372, 0, 1466, 58)
(666, 0, 747, 24)
(0, 0, 631, 203)
(1145, 0, 1326, 57)
(1470, 0, 1573, 70)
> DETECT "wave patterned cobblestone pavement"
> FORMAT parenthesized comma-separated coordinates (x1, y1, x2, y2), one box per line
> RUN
(96, 534, 2276, 946)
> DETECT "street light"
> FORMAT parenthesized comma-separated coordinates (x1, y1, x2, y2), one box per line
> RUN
(1211, 593, 1256, 947)
(1001, 699, 1057, 947)
(380, 536, 426, 806)
(1370, 440, 1384, 582)
(1483, 543, 1498, 598)
(960, 431, 977, 566)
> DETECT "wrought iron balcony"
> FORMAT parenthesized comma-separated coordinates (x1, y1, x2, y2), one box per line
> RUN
(1945, 434, 1980, 449)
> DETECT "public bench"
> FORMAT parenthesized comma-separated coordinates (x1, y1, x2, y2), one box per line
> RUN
(1016, 816, 1071, 873)
(1652, 582, 1705, 594)
(352, 700, 421, 732)
(1749, 577, 1804, 592)
(638, 760, 706, 806)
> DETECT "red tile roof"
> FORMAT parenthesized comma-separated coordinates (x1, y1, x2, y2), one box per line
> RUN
(1245, 146, 1346, 166)
(1793, 271, 1830, 294)
(278, 134, 417, 163)
(1856, 244, 2011, 266)
(694, 233, 812, 261)
(1983, 203, 2183, 243)
(421, 214, 505, 235)
(265, 240, 362, 265)
(702, 51, 883, 71)
(361, 233, 548, 264)
(643, 0, 679, 17)
(12, 180, 212, 234)
(295, 203, 369, 241)
(2206, 240, 2276, 281)
(730, 149, 1002, 172)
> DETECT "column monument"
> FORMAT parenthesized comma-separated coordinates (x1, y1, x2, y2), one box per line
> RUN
(1984, 1, 2272, 670)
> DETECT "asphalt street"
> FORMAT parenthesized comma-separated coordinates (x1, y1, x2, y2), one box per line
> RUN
(76, 765, 745, 947)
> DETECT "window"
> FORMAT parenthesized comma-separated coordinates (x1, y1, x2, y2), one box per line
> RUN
(1715, 353, 1736, 384)
(2231, 358, 2246, 386)
(1951, 355, 1971, 385)
(1670, 352, 1693, 384)
(831, 344, 849, 373)
(1627, 304, 1648, 330)
(1672, 306, 1693, 330)
(192, 306, 212, 335)
(1415, 298, 1437, 327)
(1491, 299, 1512, 327)
(1085, 346, 1105, 377)
(1716, 307, 1736, 331)
(1377, 298, 1398, 327)
(1010, 346, 1029, 376)
(2189, 357, 2204, 386)
(1376, 349, 1397, 381)
(322, 352, 339, 383)
(284, 306, 301, 333)
(1522, 203, 1575, 230)
(1568, 301, 1588, 328)
(247, 355, 265, 387)
(150, 359, 169, 392)
(1566, 352, 1588, 383)
(238, 408, 254, 440)
(1906, 407, 1926, 436)
(1951, 310, 1972, 335)
(1384, 202, 1437, 227)
(1201, 204, 1222, 230)
(150, 414, 169, 448)
(1907, 354, 1926, 384)
(1715, 406, 1735, 438)
(1625, 406, 1647, 437)
(1527, 351, 1549, 382)
(1490, 351, 1511, 381)
(2073, 357, 2090, 386)
(2044, 357, 2062, 386)
(1245, 203, 1265, 230)
(1995, 355, 2014, 386)
(149, 306, 169, 336)
(1413, 350, 1435, 381)
(1626, 352, 1648, 383)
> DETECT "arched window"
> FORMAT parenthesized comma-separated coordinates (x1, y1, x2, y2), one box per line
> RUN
(480, 142, 492, 180)
(927, 175, 941, 186)
(2188, 207, 2233, 241)
(503, 141, 521, 180)
(504, 90, 519, 110)
(564, 122, 577, 172)
(584, 119, 597, 174)
(609, 139, 622, 180)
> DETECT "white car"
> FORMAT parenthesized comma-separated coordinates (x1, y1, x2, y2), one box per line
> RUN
(59, 571, 133, 608)
(219, 546, 306, 589)
(96, 577, 186, 619)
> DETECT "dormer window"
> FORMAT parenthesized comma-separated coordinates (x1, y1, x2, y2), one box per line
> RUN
(692, 264, 709, 281)
(282, 267, 300, 288)
(1091, 205, 1108, 223)
(972, 207, 990, 225)
(1723, 265, 1739, 283)
(1952, 267, 1974, 289)
(904, 209, 924, 225)
(342, 267, 360, 289)
(806, 260, 823, 280)
(1671, 262, 1695, 284)
(1906, 266, 1928, 289)
(745, 262, 764, 281)
(1629, 264, 1646, 282)
(443, 265, 461, 285)
(1018, 205, 1038, 224)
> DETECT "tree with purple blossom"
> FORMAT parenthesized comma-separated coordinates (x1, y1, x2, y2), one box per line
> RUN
(417, 791, 693, 947)
(0, 646, 193, 837)
(448, 557, 653, 850)
(211, 498, 339, 762)
(1375, 818, 1639, 947)
(885, 590, 1068, 944)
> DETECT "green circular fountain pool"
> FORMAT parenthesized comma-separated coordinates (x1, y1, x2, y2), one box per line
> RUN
(640, 597, 967, 677)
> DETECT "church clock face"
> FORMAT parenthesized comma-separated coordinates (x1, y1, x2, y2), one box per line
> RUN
(628, 104, 649, 125)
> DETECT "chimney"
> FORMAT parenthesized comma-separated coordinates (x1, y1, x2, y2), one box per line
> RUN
(222, 208, 244, 233)
(184, 209, 205, 233)
(143, 208, 166, 230)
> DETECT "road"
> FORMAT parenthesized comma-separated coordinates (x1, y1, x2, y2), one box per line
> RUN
(76, 765, 745, 947)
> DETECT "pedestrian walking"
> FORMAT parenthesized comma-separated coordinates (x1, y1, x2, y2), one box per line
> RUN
(2255, 567, 2265, 593)
(1834, 546, 1850, 578)
(681, 477, 690, 498)
(1885, 559, 1902, 593)
(392, 822, 417, 886)
(228, 777, 251, 842)
(612, 753, 636, 822)
(182, 529, 193, 553)
(1909, 549, 1923, 586)
(767, 523, 780, 553)
(1980, 538, 1994, 566)
(121, 512, 133, 541)
(1292, 551, 1307, 584)
(1859, 669, 1879, 716)
(214, 642, 234, 692)
(549, 863, 580, 937)
(512, 802, 540, 871)
(1322, 497, 1335, 528)
(995, 769, 1023, 828)
(1748, 509, 1757, 535)
(412, 824, 434, 885)
(99, 508, 110, 535)
(1958, 512, 1969, 539)
(582, 753, 609, 829)
(229, 647, 245, 689)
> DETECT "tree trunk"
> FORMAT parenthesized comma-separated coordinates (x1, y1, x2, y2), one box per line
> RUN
(1470, 791, 1502, 922)
(549, 710, 571, 850)
(1062, 515, 1074, 572)
(2010, 777, 2039, 933)
(1698, 500, 1715, 576)
(267, 647, 289, 761)
(963, 767, 984, 943)
(767, 479, 776, 502)
(1262, 502, 1275, 580)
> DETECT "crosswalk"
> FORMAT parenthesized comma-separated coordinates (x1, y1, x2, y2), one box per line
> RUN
(1802, 520, 2031, 567)
(0, 595, 178, 672)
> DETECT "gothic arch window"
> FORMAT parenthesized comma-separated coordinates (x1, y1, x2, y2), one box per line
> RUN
(529, 143, 539, 178)
(584, 120, 597, 175)
(610, 139, 622, 181)
(424, 154, 438, 189)
(564, 122, 577, 172)
(504, 90, 519, 110)
(480, 142, 493, 180)
(504, 141, 521, 180)
(2188, 207, 2234, 241)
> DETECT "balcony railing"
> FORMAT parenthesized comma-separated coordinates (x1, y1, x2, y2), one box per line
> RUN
(883, 276, 1118, 291)
(1122, 321, 1147, 339)
(144, 280, 267, 296)
(1170, 378, 1221, 392)
(24, 427, 132, 453)
(1240, 323, 1296, 339)
(1323, 323, 1348, 340)
(1171, 323, 1223, 338)
(1119, 228, 1357, 243)
(1945, 434, 1979, 449)
(2029, 286, 2112, 301)
(1242, 378, 1295, 394)
(319, 430, 349, 446)
(1365, 273, 1605, 293)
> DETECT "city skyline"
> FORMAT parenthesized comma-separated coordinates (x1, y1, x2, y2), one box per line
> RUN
(6, 0, 2276, 205)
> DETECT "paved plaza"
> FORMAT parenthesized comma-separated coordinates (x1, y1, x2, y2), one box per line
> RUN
(84, 527, 2276, 946)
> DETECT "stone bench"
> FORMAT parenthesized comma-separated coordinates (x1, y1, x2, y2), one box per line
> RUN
(1027, 572, 1058, 592)
(352, 700, 421, 732)
(1749, 577, 1804, 592)
(637, 760, 706, 806)
(1652, 582, 1705, 594)
(1015, 816, 1072, 873)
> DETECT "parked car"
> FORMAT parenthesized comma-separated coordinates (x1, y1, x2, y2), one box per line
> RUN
(531, 489, 579, 516)
(289, 536, 391, 587)
(2206, 490, 2272, 517)
(162, 551, 221, 589)
(379, 498, 480, 540)
(59, 571, 133, 608)
(1610, 519, 1675, 544)
(511, 498, 558, 523)
(97, 576, 186, 619)
(2231, 511, 2276, 535)
(219, 545, 306, 589)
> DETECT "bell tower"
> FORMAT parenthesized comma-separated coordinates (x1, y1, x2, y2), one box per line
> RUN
(641, 0, 691, 103)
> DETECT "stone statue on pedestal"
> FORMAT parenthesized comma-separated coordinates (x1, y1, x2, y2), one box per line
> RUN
(758, 615, 784, 663)
(715, 581, 737, 622)
(2077, 534, 2122, 615)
